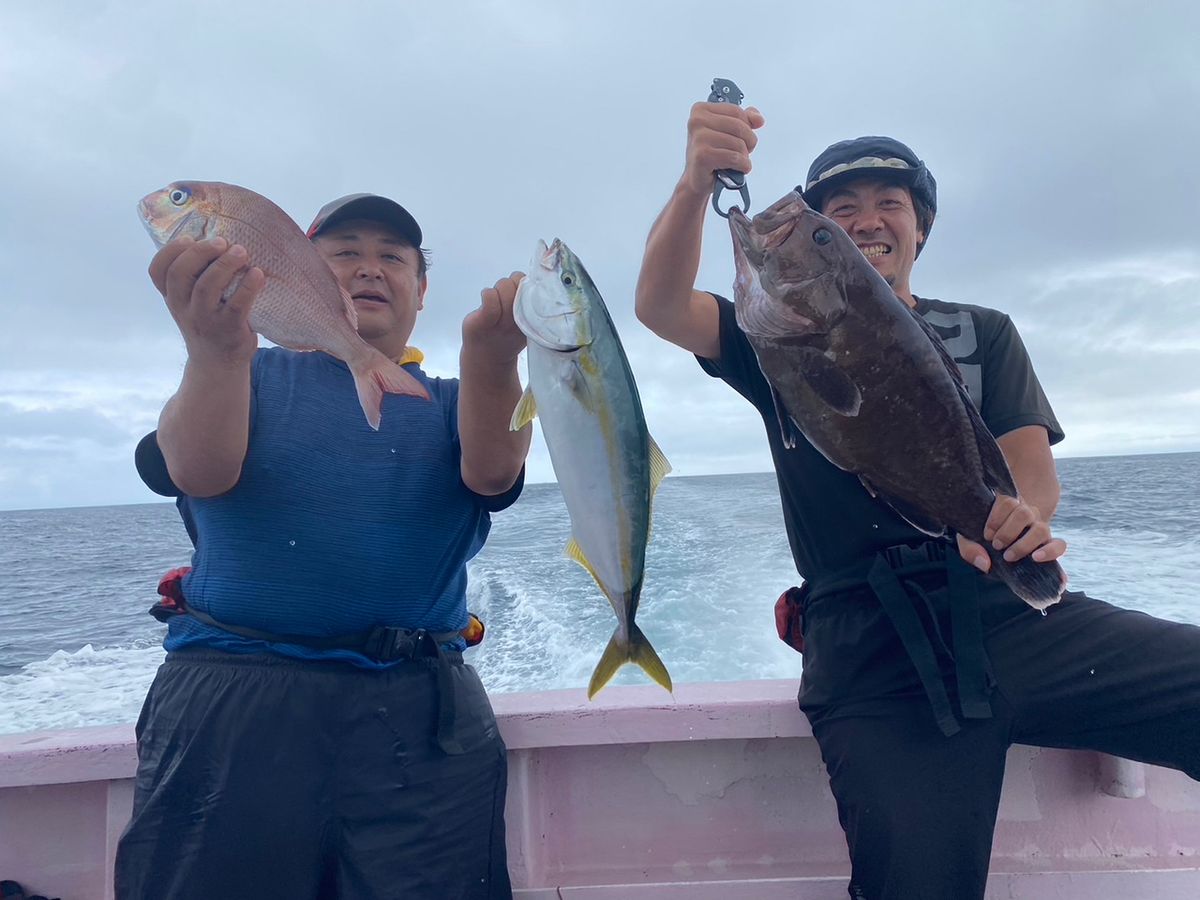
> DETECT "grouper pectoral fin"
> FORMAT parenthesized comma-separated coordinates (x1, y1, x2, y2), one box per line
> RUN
(588, 621, 673, 700)
(859, 473, 944, 537)
(875, 489, 947, 538)
(770, 386, 804, 449)
(795, 346, 862, 416)
(858, 474, 879, 498)
(509, 386, 538, 431)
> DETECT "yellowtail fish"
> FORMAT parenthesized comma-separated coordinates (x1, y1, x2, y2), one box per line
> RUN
(511, 239, 673, 697)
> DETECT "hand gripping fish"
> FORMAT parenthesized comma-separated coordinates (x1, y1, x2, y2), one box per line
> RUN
(728, 192, 1066, 610)
(138, 181, 429, 429)
(510, 239, 674, 697)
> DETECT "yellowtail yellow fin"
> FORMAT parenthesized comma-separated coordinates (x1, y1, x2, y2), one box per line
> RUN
(648, 435, 671, 496)
(587, 623, 673, 699)
(509, 386, 538, 431)
(564, 536, 601, 588)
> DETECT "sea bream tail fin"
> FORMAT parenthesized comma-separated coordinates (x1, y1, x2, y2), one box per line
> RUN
(510, 385, 538, 431)
(587, 622, 673, 700)
(349, 350, 430, 430)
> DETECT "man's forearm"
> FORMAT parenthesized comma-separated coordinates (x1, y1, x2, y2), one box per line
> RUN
(1011, 460, 1061, 522)
(635, 182, 708, 328)
(633, 183, 721, 359)
(998, 426, 1061, 521)
(158, 355, 252, 497)
(458, 355, 529, 495)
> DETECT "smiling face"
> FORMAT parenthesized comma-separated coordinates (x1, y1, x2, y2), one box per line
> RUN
(819, 176, 925, 305)
(312, 219, 428, 358)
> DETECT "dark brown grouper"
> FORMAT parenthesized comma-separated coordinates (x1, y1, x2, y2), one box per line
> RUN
(728, 191, 1065, 610)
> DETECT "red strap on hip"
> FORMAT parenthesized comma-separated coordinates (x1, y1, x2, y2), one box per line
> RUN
(774, 586, 805, 653)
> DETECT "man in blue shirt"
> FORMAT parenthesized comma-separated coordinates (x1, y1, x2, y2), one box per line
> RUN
(116, 194, 530, 900)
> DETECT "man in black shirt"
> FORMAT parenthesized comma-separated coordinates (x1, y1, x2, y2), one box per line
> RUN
(635, 103, 1200, 899)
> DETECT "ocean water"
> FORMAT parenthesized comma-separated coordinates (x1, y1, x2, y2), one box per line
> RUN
(1, 453, 1197, 736)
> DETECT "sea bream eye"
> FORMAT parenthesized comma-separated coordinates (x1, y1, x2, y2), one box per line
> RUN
(169, 188, 190, 206)
(813, 228, 832, 246)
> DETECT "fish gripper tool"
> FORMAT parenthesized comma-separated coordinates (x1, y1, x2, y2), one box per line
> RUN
(707, 77, 750, 218)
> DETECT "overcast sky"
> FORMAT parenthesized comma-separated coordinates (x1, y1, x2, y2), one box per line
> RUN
(1, 0, 1197, 511)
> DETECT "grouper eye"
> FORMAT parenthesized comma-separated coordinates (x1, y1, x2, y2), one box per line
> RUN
(169, 188, 190, 206)
(813, 228, 833, 246)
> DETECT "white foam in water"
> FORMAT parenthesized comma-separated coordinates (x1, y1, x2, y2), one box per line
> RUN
(0, 642, 166, 734)
(1, 456, 1197, 736)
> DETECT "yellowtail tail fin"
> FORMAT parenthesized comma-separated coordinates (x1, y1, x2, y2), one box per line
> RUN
(587, 623, 673, 700)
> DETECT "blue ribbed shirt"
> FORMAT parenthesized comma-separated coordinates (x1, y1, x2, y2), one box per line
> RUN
(138, 348, 522, 668)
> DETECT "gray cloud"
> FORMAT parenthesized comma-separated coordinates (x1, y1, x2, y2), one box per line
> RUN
(1, 0, 1197, 509)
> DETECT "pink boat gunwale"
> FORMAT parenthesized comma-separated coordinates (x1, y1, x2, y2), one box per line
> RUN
(2, 679, 1199, 898)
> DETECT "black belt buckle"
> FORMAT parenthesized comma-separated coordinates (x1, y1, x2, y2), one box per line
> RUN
(365, 625, 425, 662)
(883, 540, 948, 571)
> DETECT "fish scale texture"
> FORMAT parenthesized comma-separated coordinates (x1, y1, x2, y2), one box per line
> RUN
(203, 186, 364, 360)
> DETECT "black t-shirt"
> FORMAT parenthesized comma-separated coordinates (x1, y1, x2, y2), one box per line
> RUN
(698, 293, 1063, 580)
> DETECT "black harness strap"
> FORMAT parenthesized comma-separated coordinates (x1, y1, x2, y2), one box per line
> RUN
(804, 540, 995, 738)
(946, 551, 993, 720)
(867, 556, 962, 737)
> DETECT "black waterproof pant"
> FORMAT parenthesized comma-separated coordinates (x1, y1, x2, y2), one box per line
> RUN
(798, 558, 1200, 900)
(114, 650, 512, 900)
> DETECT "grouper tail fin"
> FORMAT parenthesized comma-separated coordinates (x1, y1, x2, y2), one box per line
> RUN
(587, 623, 673, 700)
(987, 547, 1066, 611)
